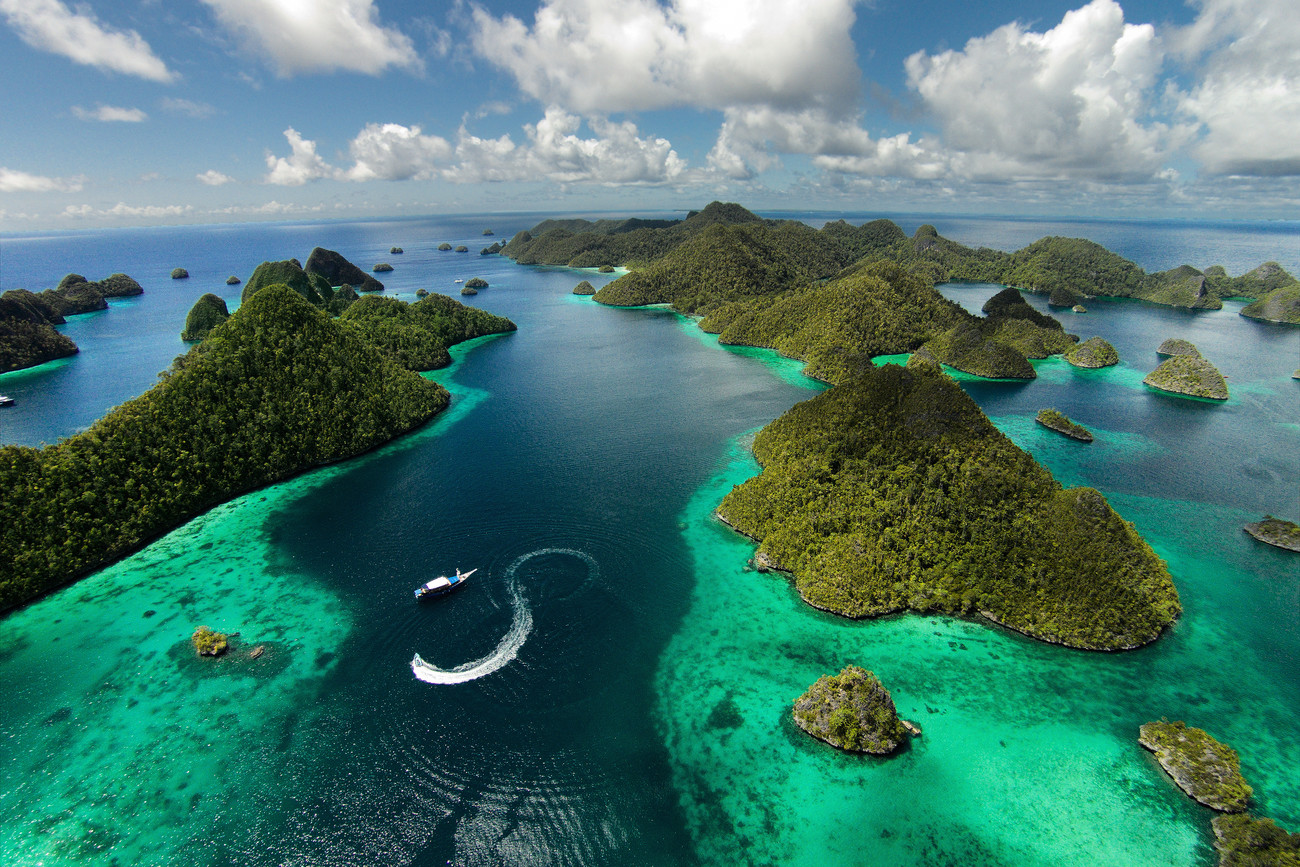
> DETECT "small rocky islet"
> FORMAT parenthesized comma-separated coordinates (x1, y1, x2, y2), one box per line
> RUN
(1156, 337, 1200, 357)
(1243, 517, 1300, 553)
(1065, 336, 1118, 368)
(572, 280, 597, 296)
(1144, 341, 1229, 400)
(191, 625, 229, 657)
(792, 665, 917, 755)
(1138, 720, 1252, 812)
(1035, 408, 1093, 442)
(1211, 814, 1300, 866)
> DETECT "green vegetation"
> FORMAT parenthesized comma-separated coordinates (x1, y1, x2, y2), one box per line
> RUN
(372, 263, 394, 272)
(1001, 237, 1146, 300)
(1144, 354, 1229, 401)
(242, 259, 331, 307)
(1212, 814, 1300, 866)
(0, 289, 79, 372)
(305, 247, 383, 293)
(181, 294, 230, 342)
(0, 285, 452, 612)
(792, 665, 910, 754)
(461, 287, 477, 296)
(1240, 284, 1300, 325)
(700, 262, 966, 383)
(921, 321, 1037, 379)
(1036, 409, 1093, 442)
(481, 243, 502, 255)
(1157, 338, 1200, 357)
(1243, 517, 1300, 553)
(191, 625, 229, 657)
(598, 265, 615, 273)
(716, 364, 1180, 649)
(171, 268, 188, 279)
(39, 279, 107, 316)
(1206, 261, 1299, 300)
(226, 276, 241, 285)
(336, 293, 515, 372)
(390, 247, 403, 254)
(1138, 721, 1252, 812)
(455, 246, 469, 253)
(464, 277, 489, 289)
(98, 274, 143, 297)
(437, 243, 453, 251)
(1066, 336, 1119, 368)
(572, 280, 596, 296)
(1143, 265, 1221, 309)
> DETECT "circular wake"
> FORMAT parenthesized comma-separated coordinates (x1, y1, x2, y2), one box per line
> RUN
(411, 548, 597, 685)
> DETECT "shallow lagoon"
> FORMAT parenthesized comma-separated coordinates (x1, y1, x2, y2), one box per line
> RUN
(1, 216, 1298, 865)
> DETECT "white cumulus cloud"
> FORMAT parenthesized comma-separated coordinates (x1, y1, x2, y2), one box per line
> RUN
(707, 107, 947, 181)
(1172, 0, 1300, 176)
(265, 128, 340, 185)
(72, 104, 147, 122)
(197, 169, 234, 186)
(200, 0, 420, 76)
(471, 0, 862, 114)
(0, 0, 174, 82)
(265, 111, 686, 187)
(905, 0, 1172, 181)
(343, 123, 454, 181)
(0, 166, 85, 192)
(446, 108, 685, 184)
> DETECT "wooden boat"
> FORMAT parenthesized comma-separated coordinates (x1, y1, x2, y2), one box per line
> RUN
(415, 567, 477, 601)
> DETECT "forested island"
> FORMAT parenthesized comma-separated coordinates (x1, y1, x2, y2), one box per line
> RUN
(792, 666, 914, 754)
(503, 201, 1296, 314)
(1, 274, 515, 612)
(507, 203, 1182, 650)
(1, 273, 145, 372)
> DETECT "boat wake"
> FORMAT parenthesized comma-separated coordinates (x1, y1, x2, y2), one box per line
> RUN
(411, 548, 597, 685)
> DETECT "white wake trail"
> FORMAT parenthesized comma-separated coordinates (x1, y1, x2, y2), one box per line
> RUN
(410, 548, 596, 685)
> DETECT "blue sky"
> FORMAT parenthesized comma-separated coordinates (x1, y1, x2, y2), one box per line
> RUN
(1, 0, 1297, 228)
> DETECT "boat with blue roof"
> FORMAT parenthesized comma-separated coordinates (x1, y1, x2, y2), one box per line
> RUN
(415, 567, 476, 601)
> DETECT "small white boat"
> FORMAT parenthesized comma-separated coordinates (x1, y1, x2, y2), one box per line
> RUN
(415, 567, 476, 601)
(0, 395, 13, 407)
(454, 279, 463, 284)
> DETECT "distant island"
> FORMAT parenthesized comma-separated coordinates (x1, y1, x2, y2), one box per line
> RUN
(502, 201, 1294, 313)
(507, 203, 1182, 650)
(1, 272, 515, 612)
(0, 273, 144, 372)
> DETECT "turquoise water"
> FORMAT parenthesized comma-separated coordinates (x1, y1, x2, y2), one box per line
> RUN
(1, 216, 1298, 865)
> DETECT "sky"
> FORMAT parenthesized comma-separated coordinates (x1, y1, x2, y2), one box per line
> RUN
(1, 0, 1298, 229)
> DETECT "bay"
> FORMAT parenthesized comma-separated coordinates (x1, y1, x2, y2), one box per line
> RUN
(0, 212, 1297, 865)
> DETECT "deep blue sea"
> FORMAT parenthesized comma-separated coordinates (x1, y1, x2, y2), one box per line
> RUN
(0, 212, 1297, 866)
